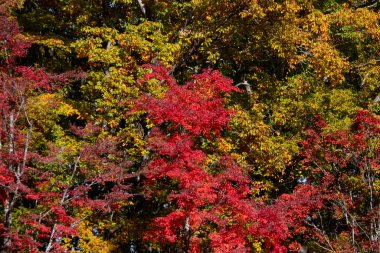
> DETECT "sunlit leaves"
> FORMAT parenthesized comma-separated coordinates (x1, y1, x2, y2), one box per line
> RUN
(300, 111, 380, 252)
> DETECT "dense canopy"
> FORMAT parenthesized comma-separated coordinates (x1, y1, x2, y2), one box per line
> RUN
(0, 0, 380, 252)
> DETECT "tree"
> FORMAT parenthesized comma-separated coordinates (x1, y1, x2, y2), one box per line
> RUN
(0, 3, 49, 249)
(0, 4, 132, 251)
(4, 0, 380, 251)
(136, 65, 322, 252)
(300, 110, 380, 252)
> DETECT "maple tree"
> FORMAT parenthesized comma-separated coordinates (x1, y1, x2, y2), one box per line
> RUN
(0, 0, 378, 251)
(0, 1, 49, 249)
(0, 3, 132, 251)
(135, 65, 323, 252)
(300, 111, 380, 252)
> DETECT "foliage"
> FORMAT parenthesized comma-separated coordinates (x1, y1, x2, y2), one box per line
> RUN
(0, 0, 379, 251)
(0, 4, 131, 252)
(300, 110, 380, 252)
(136, 65, 322, 252)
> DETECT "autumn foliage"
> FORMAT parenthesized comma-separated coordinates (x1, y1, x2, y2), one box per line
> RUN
(135, 65, 324, 252)
(300, 110, 380, 252)
(1, 0, 380, 252)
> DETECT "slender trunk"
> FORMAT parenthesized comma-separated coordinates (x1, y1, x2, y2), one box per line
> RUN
(8, 110, 14, 154)
(2, 98, 32, 251)
(352, 216, 356, 252)
(45, 157, 80, 253)
(2, 110, 15, 251)
(368, 172, 376, 250)
(45, 224, 57, 253)
(137, 0, 146, 16)
(3, 196, 12, 250)
(378, 201, 380, 253)
(184, 216, 190, 252)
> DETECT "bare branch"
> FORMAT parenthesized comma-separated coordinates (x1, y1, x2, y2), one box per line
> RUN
(235, 80, 252, 94)
(137, 0, 146, 16)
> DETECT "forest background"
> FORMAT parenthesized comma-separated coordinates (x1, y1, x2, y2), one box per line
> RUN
(1, 0, 380, 252)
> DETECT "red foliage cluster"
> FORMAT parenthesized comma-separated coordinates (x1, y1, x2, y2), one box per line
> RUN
(0, 9, 52, 251)
(0, 8, 131, 252)
(137, 65, 321, 252)
(137, 67, 238, 135)
(300, 110, 380, 252)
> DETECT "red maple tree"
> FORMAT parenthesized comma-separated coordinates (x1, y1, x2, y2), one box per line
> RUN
(136, 65, 321, 252)
(0, 5, 132, 251)
(0, 3, 50, 250)
(300, 111, 380, 252)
